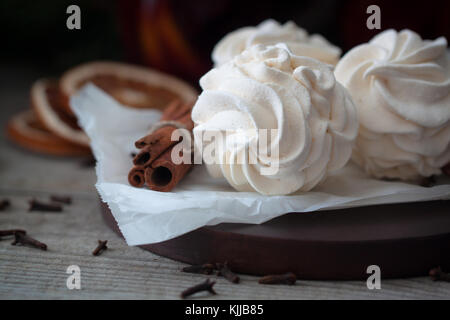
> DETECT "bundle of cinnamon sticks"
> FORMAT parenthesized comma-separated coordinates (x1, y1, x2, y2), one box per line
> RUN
(128, 100, 194, 192)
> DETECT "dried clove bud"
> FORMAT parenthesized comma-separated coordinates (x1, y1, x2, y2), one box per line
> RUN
(11, 232, 47, 250)
(0, 229, 26, 239)
(50, 195, 72, 205)
(182, 263, 215, 275)
(216, 262, 240, 284)
(28, 199, 63, 212)
(429, 267, 450, 282)
(92, 240, 108, 256)
(181, 279, 217, 299)
(0, 199, 11, 211)
(259, 272, 297, 285)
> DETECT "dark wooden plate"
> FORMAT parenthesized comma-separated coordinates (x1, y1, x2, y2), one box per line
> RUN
(100, 200, 450, 280)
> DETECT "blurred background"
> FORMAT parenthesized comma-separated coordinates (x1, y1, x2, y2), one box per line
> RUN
(1, 0, 449, 84)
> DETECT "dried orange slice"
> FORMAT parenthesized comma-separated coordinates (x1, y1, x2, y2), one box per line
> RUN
(6, 110, 91, 156)
(59, 61, 198, 115)
(31, 78, 89, 147)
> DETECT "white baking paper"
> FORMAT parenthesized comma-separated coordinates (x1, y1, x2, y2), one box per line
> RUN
(71, 84, 450, 246)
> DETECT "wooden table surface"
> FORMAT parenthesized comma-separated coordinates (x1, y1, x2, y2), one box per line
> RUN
(1, 64, 449, 300)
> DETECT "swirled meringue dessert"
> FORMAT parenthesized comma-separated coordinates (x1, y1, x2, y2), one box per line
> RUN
(212, 19, 341, 67)
(192, 44, 358, 195)
(335, 29, 450, 181)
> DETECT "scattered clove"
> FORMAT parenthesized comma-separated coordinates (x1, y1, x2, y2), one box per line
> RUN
(181, 279, 217, 299)
(182, 263, 216, 275)
(216, 262, 240, 284)
(0, 199, 11, 211)
(429, 267, 450, 282)
(11, 232, 47, 251)
(130, 152, 137, 158)
(92, 240, 108, 256)
(259, 272, 297, 285)
(50, 195, 72, 205)
(28, 199, 63, 212)
(0, 229, 26, 239)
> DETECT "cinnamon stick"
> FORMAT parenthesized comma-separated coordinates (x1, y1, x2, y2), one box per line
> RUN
(133, 123, 193, 167)
(135, 100, 192, 149)
(161, 99, 193, 122)
(128, 100, 194, 191)
(128, 166, 146, 188)
(144, 146, 192, 192)
(134, 112, 193, 151)
(134, 127, 180, 167)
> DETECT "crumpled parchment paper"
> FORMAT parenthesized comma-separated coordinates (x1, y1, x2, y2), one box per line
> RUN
(71, 84, 450, 245)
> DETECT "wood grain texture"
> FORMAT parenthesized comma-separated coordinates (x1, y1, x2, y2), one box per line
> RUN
(1, 65, 449, 300)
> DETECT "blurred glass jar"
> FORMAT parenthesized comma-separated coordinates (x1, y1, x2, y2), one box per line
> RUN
(117, 0, 343, 85)
(118, 0, 232, 84)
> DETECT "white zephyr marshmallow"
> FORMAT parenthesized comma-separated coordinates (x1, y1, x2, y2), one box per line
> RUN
(212, 19, 342, 67)
(192, 44, 358, 195)
(335, 29, 450, 180)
